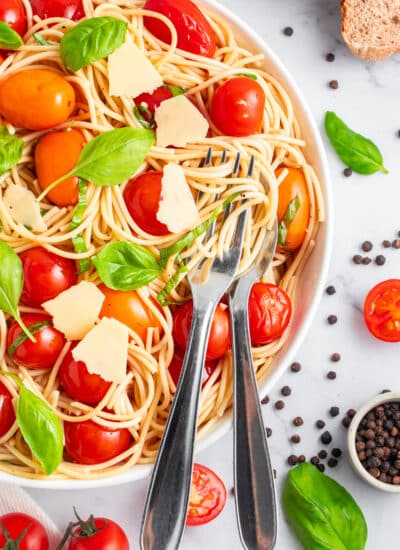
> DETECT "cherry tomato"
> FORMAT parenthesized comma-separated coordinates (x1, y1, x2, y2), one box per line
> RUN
(29, 0, 85, 20)
(59, 346, 112, 405)
(186, 463, 226, 526)
(276, 167, 310, 250)
(134, 85, 174, 126)
(0, 513, 49, 550)
(67, 516, 129, 550)
(144, 0, 216, 57)
(173, 301, 231, 361)
(364, 279, 400, 342)
(7, 313, 65, 370)
(248, 283, 291, 346)
(211, 77, 265, 137)
(0, 69, 76, 131)
(0, 381, 15, 438)
(20, 247, 78, 307)
(99, 285, 163, 342)
(0, 0, 27, 37)
(123, 171, 169, 236)
(168, 347, 217, 387)
(64, 420, 132, 465)
(34, 129, 85, 207)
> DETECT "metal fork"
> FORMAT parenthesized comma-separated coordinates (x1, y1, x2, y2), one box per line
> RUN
(140, 151, 249, 550)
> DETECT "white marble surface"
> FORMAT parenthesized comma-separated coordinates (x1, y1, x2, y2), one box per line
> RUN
(26, 1, 400, 548)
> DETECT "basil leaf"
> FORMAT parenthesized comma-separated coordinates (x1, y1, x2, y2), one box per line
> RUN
(165, 85, 187, 96)
(157, 263, 189, 307)
(0, 21, 23, 50)
(0, 241, 34, 341)
(8, 320, 51, 357)
(0, 126, 24, 175)
(60, 16, 127, 73)
(283, 462, 368, 550)
(325, 111, 388, 175)
(92, 241, 162, 291)
(33, 33, 53, 46)
(237, 72, 258, 80)
(134, 104, 155, 129)
(278, 195, 300, 248)
(70, 179, 90, 273)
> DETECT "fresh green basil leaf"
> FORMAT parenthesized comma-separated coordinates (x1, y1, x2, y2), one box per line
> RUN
(237, 72, 258, 80)
(165, 85, 187, 96)
(8, 320, 51, 357)
(134, 104, 155, 129)
(278, 195, 300, 248)
(70, 179, 90, 273)
(283, 462, 368, 550)
(277, 221, 287, 249)
(0, 126, 24, 175)
(0, 21, 23, 50)
(157, 263, 189, 307)
(325, 111, 388, 175)
(33, 33, 53, 46)
(60, 16, 127, 73)
(92, 241, 162, 291)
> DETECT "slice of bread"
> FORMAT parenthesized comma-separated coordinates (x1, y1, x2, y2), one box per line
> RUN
(341, 0, 400, 61)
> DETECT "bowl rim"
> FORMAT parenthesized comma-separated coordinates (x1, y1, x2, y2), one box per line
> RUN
(347, 391, 400, 494)
(0, 0, 334, 490)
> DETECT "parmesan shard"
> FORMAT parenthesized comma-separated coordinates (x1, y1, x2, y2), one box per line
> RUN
(4, 185, 46, 232)
(154, 95, 209, 148)
(72, 317, 129, 384)
(42, 281, 105, 341)
(108, 41, 163, 97)
(156, 163, 200, 233)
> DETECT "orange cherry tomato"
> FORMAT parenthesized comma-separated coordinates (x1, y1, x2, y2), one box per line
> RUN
(276, 167, 310, 251)
(0, 69, 75, 130)
(34, 128, 85, 207)
(98, 285, 163, 342)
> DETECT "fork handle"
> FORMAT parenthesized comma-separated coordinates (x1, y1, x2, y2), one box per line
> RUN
(230, 287, 277, 550)
(140, 301, 217, 550)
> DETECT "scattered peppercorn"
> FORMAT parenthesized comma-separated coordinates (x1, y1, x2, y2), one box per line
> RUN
(310, 456, 320, 465)
(327, 371, 337, 380)
(342, 416, 352, 428)
(283, 26, 293, 36)
(293, 416, 304, 427)
(275, 400, 285, 410)
(316, 420, 326, 429)
(362, 241, 373, 252)
(318, 450, 328, 459)
(347, 409, 357, 418)
(362, 257, 372, 265)
(230, 487, 235, 496)
(329, 407, 340, 417)
(261, 395, 270, 405)
(298, 455, 306, 463)
(329, 79, 339, 89)
(328, 458, 338, 468)
(287, 455, 298, 466)
(281, 386, 292, 397)
(375, 255, 386, 266)
(266, 427, 272, 438)
(290, 361, 301, 373)
(326, 52, 335, 62)
(392, 239, 400, 249)
(317, 464, 326, 473)
(352, 254, 362, 264)
(330, 352, 341, 362)
(291, 434, 301, 444)
(382, 240, 391, 248)
(326, 285, 336, 295)
(332, 448, 342, 458)
(327, 315, 337, 325)
(321, 431, 332, 444)
(343, 167, 353, 177)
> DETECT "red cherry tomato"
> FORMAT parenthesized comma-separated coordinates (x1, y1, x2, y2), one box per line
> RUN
(211, 77, 265, 137)
(364, 279, 400, 342)
(20, 247, 78, 307)
(67, 516, 129, 550)
(0, 381, 15, 437)
(59, 346, 112, 405)
(186, 463, 226, 526)
(144, 0, 216, 57)
(168, 347, 217, 387)
(64, 420, 132, 465)
(248, 283, 292, 346)
(134, 86, 174, 126)
(7, 313, 65, 370)
(123, 171, 169, 236)
(173, 301, 231, 361)
(0, 513, 49, 550)
(29, 0, 85, 20)
(0, 0, 27, 37)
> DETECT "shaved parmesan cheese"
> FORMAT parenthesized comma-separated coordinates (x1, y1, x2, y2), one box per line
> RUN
(157, 163, 200, 233)
(4, 185, 46, 232)
(72, 317, 129, 384)
(42, 282, 105, 341)
(155, 95, 209, 148)
(108, 41, 163, 97)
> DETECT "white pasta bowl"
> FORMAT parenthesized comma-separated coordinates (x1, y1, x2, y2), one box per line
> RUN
(1, 0, 333, 489)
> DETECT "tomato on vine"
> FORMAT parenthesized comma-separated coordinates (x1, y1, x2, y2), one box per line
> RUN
(0, 513, 49, 550)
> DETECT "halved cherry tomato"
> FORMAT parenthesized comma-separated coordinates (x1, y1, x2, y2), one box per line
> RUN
(248, 283, 292, 346)
(64, 420, 132, 465)
(186, 463, 226, 526)
(144, 0, 216, 57)
(0, 69, 76, 130)
(168, 347, 218, 387)
(7, 313, 65, 370)
(211, 77, 265, 137)
(173, 301, 231, 361)
(0, 513, 49, 550)
(67, 516, 129, 550)
(20, 247, 78, 307)
(123, 171, 169, 236)
(98, 285, 163, 342)
(0, 0, 27, 37)
(134, 86, 174, 126)
(0, 381, 15, 438)
(364, 279, 400, 342)
(29, 0, 85, 20)
(59, 345, 112, 405)
(35, 129, 85, 207)
(276, 167, 310, 251)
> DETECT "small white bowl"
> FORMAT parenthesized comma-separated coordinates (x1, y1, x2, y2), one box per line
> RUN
(348, 392, 400, 494)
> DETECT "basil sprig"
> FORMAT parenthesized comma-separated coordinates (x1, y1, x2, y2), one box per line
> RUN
(33, 33, 53, 46)
(0, 21, 23, 50)
(8, 320, 51, 357)
(92, 241, 163, 291)
(70, 179, 90, 273)
(278, 195, 300, 248)
(60, 16, 127, 73)
(0, 126, 24, 176)
(325, 111, 388, 175)
(0, 241, 34, 341)
(283, 462, 368, 550)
